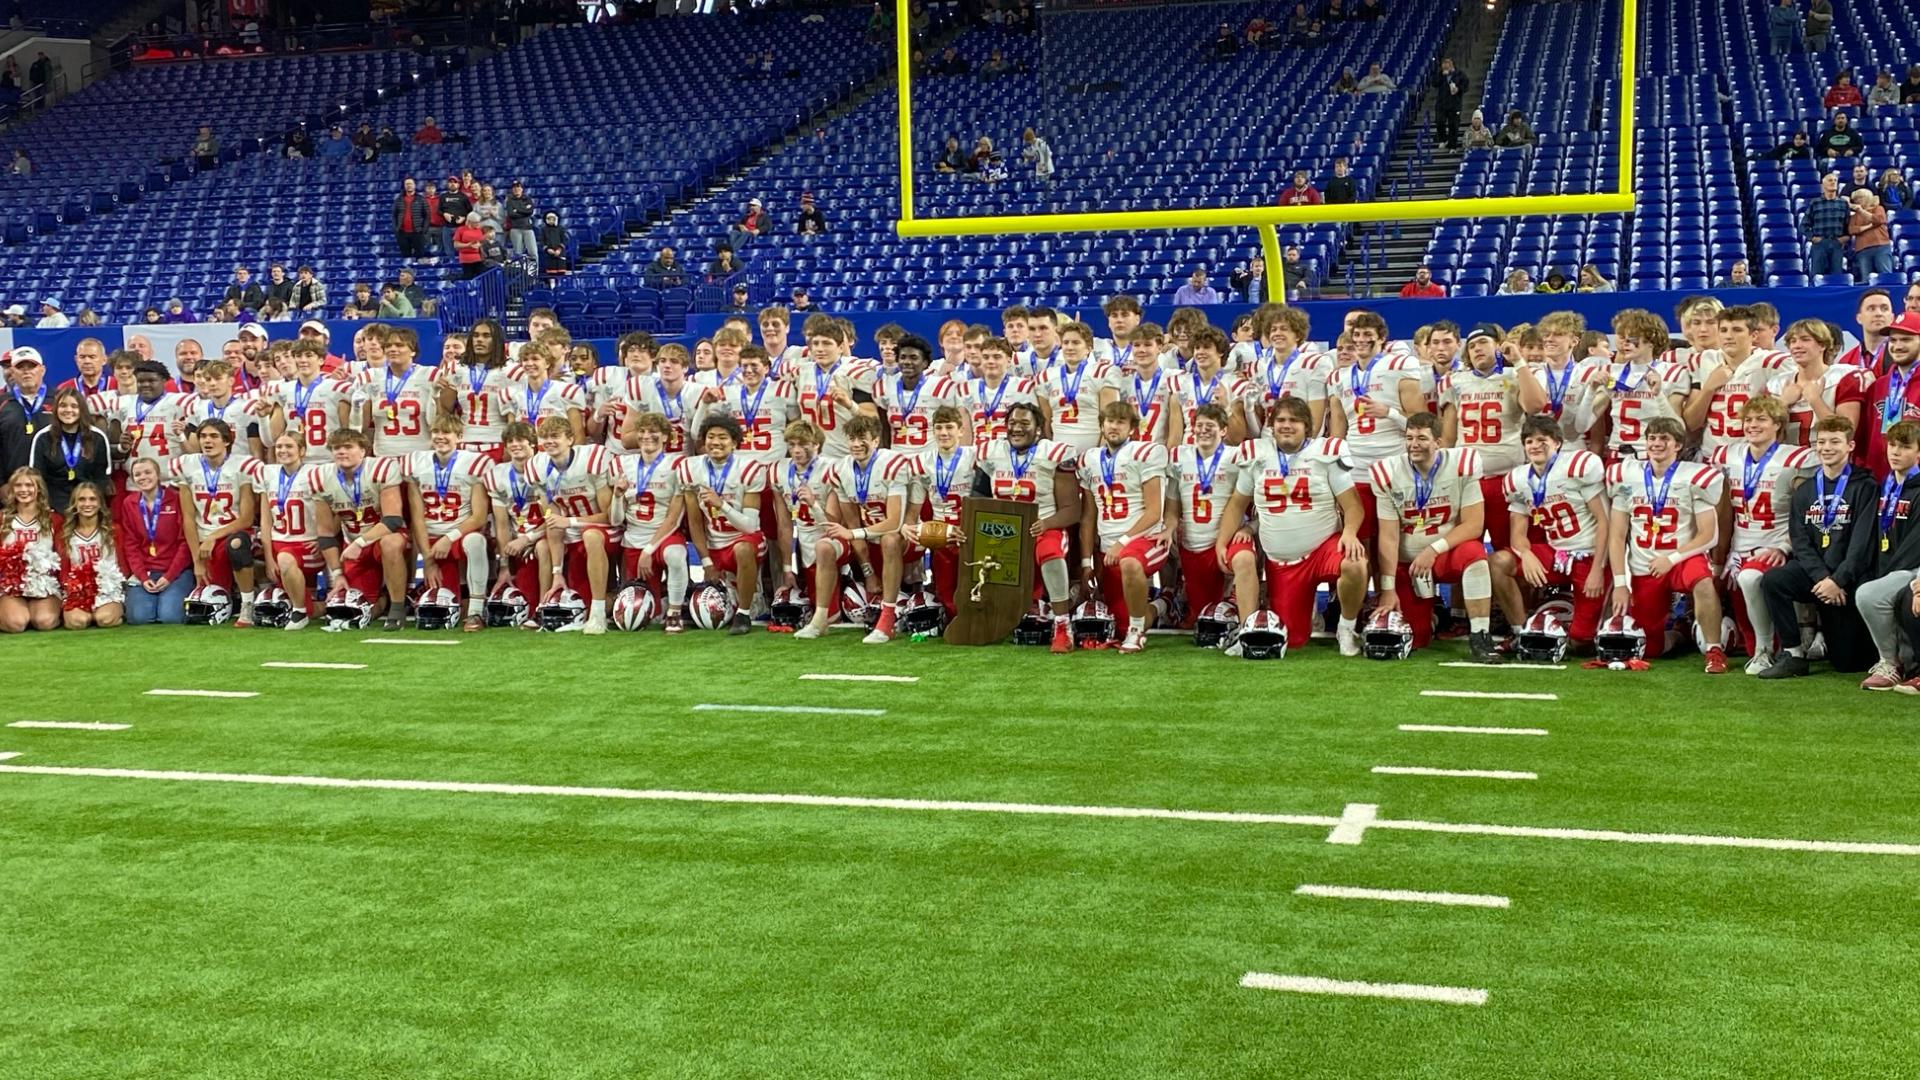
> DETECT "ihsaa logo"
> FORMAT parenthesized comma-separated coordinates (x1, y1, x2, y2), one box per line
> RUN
(980, 521, 1016, 539)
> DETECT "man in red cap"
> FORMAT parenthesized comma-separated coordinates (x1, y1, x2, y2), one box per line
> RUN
(1860, 311, 1920, 476)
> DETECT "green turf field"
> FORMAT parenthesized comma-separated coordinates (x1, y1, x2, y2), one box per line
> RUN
(3, 626, 1916, 1079)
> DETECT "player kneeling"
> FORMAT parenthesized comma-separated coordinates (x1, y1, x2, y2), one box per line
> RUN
(258, 431, 324, 629)
(406, 415, 494, 631)
(615, 412, 691, 633)
(1371, 411, 1502, 663)
(1490, 416, 1609, 655)
(1216, 394, 1369, 656)
(1076, 401, 1168, 654)
(312, 427, 410, 630)
(976, 401, 1081, 652)
(812, 413, 916, 643)
(1165, 404, 1244, 627)
(530, 415, 616, 634)
(485, 422, 553, 628)
(1605, 416, 1728, 671)
(680, 414, 767, 635)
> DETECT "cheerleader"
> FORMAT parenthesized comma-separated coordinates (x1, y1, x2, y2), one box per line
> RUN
(0, 467, 61, 632)
(58, 482, 124, 629)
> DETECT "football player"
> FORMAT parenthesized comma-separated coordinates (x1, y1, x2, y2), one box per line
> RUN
(357, 326, 438, 459)
(1606, 416, 1727, 670)
(772, 419, 835, 611)
(110, 360, 194, 465)
(171, 418, 264, 625)
(1120, 326, 1181, 446)
(405, 415, 493, 630)
(681, 414, 767, 634)
(614, 411, 690, 633)
(1684, 305, 1790, 461)
(1533, 312, 1601, 451)
(1327, 313, 1426, 550)
(1439, 323, 1543, 554)
(313, 427, 410, 628)
(968, 336, 1042, 448)
(877, 334, 966, 452)
(811, 414, 916, 643)
(530, 414, 616, 633)
(1585, 309, 1689, 463)
(1175, 326, 1250, 447)
(1708, 398, 1815, 670)
(258, 430, 323, 629)
(1097, 295, 1143, 365)
(1371, 411, 1501, 661)
(974, 401, 1081, 651)
(179, 360, 267, 459)
(1077, 401, 1168, 652)
(1768, 318, 1869, 448)
(503, 342, 587, 443)
(1492, 416, 1610, 652)
(1037, 322, 1118, 455)
(1239, 304, 1328, 435)
(1164, 403, 1243, 620)
(267, 340, 354, 464)
(793, 314, 880, 460)
(904, 405, 973, 615)
(485, 422, 551, 617)
(438, 319, 515, 461)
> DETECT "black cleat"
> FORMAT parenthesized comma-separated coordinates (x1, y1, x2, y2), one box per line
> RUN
(728, 612, 752, 636)
(1468, 631, 1504, 664)
(1756, 654, 1810, 680)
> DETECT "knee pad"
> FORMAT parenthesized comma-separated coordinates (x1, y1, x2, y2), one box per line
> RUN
(226, 536, 255, 569)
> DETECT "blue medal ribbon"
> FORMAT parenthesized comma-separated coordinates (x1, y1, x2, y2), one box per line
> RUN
(80, 372, 109, 396)
(1099, 445, 1120, 490)
(275, 467, 296, 512)
(631, 451, 664, 508)
(1529, 451, 1559, 511)
(1056, 361, 1086, 408)
(738, 380, 768, 432)
(852, 454, 876, 505)
(704, 453, 734, 498)
(1740, 442, 1779, 507)
(786, 459, 813, 510)
(1193, 369, 1224, 407)
(508, 468, 530, 519)
(11, 385, 45, 426)
(61, 433, 82, 478)
(544, 454, 568, 501)
(1266, 347, 1302, 401)
(1643, 460, 1679, 521)
(977, 375, 1011, 427)
(1545, 362, 1573, 417)
(1816, 464, 1852, 535)
(1195, 443, 1225, 492)
(199, 456, 222, 505)
(139, 492, 163, 549)
(524, 381, 550, 420)
(1883, 364, 1912, 431)
(338, 463, 364, 509)
(1009, 443, 1037, 481)
(1349, 353, 1382, 399)
(432, 452, 456, 499)
(933, 448, 962, 500)
(292, 376, 320, 421)
(658, 378, 683, 421)
(893, 375, 923, 428)
(1614, 362, 1646, 394)
(1113, 344, 1132, 369)
(384, 364, 415, 408)
(812, 362, 836, 412)
(1879, 468, 1914, 534)
(466, 363, 489, 396)
(1412, 453, 1443, 512)
(1275, 446, 1293, 478)
(1134, 369, 1163, 417)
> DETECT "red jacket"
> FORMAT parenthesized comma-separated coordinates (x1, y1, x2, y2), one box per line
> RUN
(115, 488, 192, 584)
(1399, 281, 1447, 298)
(1824, 85, 1864, 109)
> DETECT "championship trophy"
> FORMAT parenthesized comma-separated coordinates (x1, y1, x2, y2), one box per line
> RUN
(944, 496, 1038, 645)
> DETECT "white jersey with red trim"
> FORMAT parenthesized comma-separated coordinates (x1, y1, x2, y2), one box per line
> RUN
(170, 452, 264, 531)
(677, 452, 769, 549)
(616, 450, 684, 548)
(1370, 449, 1483, 562)
(877, 374, 964, 452)
(1119, 367, 1180, 444)
(314, 456, 404, 542)
(500, 379, 586, 431)
(1709, 442, 1815, 554)
(967, 374, 1041, 446)
(638, 377, 707, 455)
(1607, 460, 1725, 574)
(978, 437, 1076, 521)
(1502, 449, 1606, 553)
(1238, 348, 1330, 428)
(256, 462, 323, 544)
(1233, 436, 1354, 562)
(772, 456, 831, 552)
(1764, 364, 1873, 447)
(405, 450, 492, 538)
(588, 368, 650, 455)
(485, 459, 544, 540)
(1077, 441, 1168, 549)
(793, 359, 880, 459)
(1656, 347, 1701, 399)
(1440, 364, 1527, 473)
(1037, 359, 1118, 452)
(353, 364, 439, 457)
(181, 391, 267, 431)
(267, 375, 355, 462)
(691, 366, 747, 392)
(822, 448, 915, 529)
(529, 445, 614, 544)
(444, 362, 514, 448)
(703, 377, 798, 467)
(1174, 368, 1248, 446)
(1528, 359, 1602, 442)
(1166, 441, 1245, 551)
(1693, 351, 1792, 457)
(907, 445, 976, 527)
(1598, 360, 1687, 455)
(1328, 354, 1421, 464)
(107, 392, 195, 463)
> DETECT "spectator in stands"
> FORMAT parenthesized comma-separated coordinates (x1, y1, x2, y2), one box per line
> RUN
(1400, 266, 1446, 298)
(419, 181, 443, 256)
(394, 268, 427, 314)
(936, 136, 967, 173)
(1768, 0, 1799, 54)
(1230, 258, 1264, 301)
(1021, 128, 1055, 183)
(284, 126, 313, 159)
(979, 49, 1009, 79)
(346, 282, 377, 317)
(1577, 264, 1615, 292)
(969, 137, 1000, 178)
(1333, 68, 1358, 94)
(790, 286, 815, 314)
(75, 308, 100, 327)
(1494, 110, 1537, 148)
(1281, 171, 1322, 206)
(473, 184, 504, 236)
(1537, 269, 1573, 294)
(351, 122, 377, 155)
(727, 284, 753, 313)
(1210, 23, 1237, 59)
(1824, 72, 1864, 110)
(932, 47, 968, 76)
(28, 51, 48, 97)
(263, 264, 293, 307)
(1325, 0, 1349, 19)
(795, 192, 827, 236)
(1325, 158, 1356, 204)
(1844, 162, 1874, 198)
(189, 125, 220, 170)
(1357, 62, 1395, 94)
(1499, 269, 1535, 295)
(1903, 66, 1920, 106)
(453, 214, 486, 279)
(1849, 190, 1893, 281)
(1877, 168, 1912, 211)
(376, 126, 403, 155)
(1462, 110, 1494, 150)
(393, 178, 430, 259)
(224, 267, 264, 310)
(316, 124, 352, 161)
(1431, 60, 1471, 148)
(505, 181, 537, 261)
(1758, 130, 1812, 161)
(479, 226, 506, 271)
(1868, 70, 1901, 108)
(1, 304, 23, 328)
(1817, 113, 1862, 158)
(413, 116, 444, 145)
(1718, 259, 1754, 288)
(706, 246, 741, 282)
(9, 149, 27, 177)
(1301, 19, 1334, 47)
(139, 308, 160, 324)
(1804, 0, 1832, 52)
(438, 177, 471, 255)
(1282, 245, 1310, 299)
(35, 297, 67, 329)
(377, 283, 415, 320)
(1173, 268, 1221, 305)
(164, 298, 197, 323)
(643, 246, 685, 289)
(1802, 172, 1852, 277)
(260, 298, 289, 323)
(291, 266, 327, 312)
(1245, 17, 1272, 48)
(727, 198, 768, 251)
(1287, 3, 1312, 40)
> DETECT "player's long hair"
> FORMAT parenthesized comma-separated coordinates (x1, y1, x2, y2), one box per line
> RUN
(1, 467, 52, 544)
(57, 482, 115, 560)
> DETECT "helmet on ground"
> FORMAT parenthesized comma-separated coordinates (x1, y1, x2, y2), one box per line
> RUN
(1194, 600, 1238, 649)
(324, 587, 374, 630)
(251, 585, 293, 628)
(1012, 599, 1053, 646)
(184, 584, 232, 626)
(414, 587, 460, 631)
(1515, 599, 1573, 663)
(1363, 608, 1415, 660)
(1070, 599, 1114, 648)
(485, 583, 528, 628)
(611, 585, 659, 631)
(538, 588, 586, 632)
(689, 582, 738, 630)
(768, 585, 813, 630)
(838, 580, 877, 627)
(899, 589, 944, 635)
(1695, 614, 1739, 657)
(1596, 614, 1647, 664)
(1237, 609, 1289, 660)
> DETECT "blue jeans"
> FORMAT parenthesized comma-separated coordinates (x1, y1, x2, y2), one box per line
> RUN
(1854, 244, 1895, 281)
(1808, 237, 1846, 277)
(1769, 29, 1793, 54)
(124, 572, 193, 624)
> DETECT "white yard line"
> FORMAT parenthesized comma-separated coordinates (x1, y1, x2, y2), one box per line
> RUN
(1419, 690, 1559, 701)
(1436, 662, 1566, 670)
(798, 674, 919, 684)
(1399, 724, 1549, 737)
(692, 704, 887, 716)
(1239, 973, 1488, 1006)
(2, 759, 1915, 857)
(361, 638, 462, 646)
(143, 689, 259, 699)
(0, 752, 19, 761)
(1373, 766, 1538, 781)
(1325, 802, 1378, 846)
(261, 662, 368, 671)
(1294, 884, 1510, 909)
(7, 721, 130, 732)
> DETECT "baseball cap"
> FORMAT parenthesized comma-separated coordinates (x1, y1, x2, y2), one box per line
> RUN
(732, 283, 749, 293)
(1464, 323, 1501, 346)
(239, 322, 268, 338)
(40, 296, 60, 310)
(748, 197, 762, 207)
(1889, 312, 1920, 336)
(3, 304, 23, 316)
(9, 346, 43, 367)
(299, 319, 331, 339)
(791, 286, 808, 296)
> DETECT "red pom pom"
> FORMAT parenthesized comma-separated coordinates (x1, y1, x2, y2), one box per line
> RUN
(0, 543, 24, 593)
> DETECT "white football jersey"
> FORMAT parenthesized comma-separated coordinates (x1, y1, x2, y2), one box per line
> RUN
(1528, 359, 1601, 443)
(676, 452, 769, 549)
(1328, 354, 1421, 464)
(822, 448, 915, 529)
(616, 450, 684, 548)
(1166, 441, 1245, 551)
(529, 445, 614, 543)
(1440, 364, 1526, 473)
(354, 363, 439, 457)
(1174, 368, 1248, 447)
(638, 377, 707, 455)
(446, 362, 515, 448)
(967, 373, 1041, 447)
(485, 459, 545, 539)
(1607, 460, 1725, 574)
(1077, 441, 1168, 548)
(978, 437, 1076, 521)
(1370, 449, 1483, 562)
(590, 368, 652, 455)
(257, 462, 323, 544)
(269, 375, 355, 462)
(1693, 351, 1791, 457)
(1710, 442, 1815, 553)
(170, 452, 263, 530)
(314, 456, 404, 541)
(1598, 360, 1686, 455)
(1120, 366, 1180, 444)
(908, 444, 976, 527)
(500, 379, 585, 430)
(1502, 449, 1607, 553)
(1038, 359, 1117, 453)
(109, 392, 194, 463)
(772, 456, 831, 554)
(793, 358, 881, 459)
(1233, 437, 1355, 561)
(1764, 364, 1872, 447)
(405, 450, 492, 538)
(877, 374, 965, 452)
(1240, 347, 1330, 428)
(703, 376, 799, 467)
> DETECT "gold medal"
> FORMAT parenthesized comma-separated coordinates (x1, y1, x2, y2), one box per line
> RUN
(1882, 536, 1891, 553)
(1531, 509, 1546, 526)
(67, 469, 75, 481)
(23, 421, 33, 435)
(126, 423, 143, 442)
(148, 544, 157, 556)
(1820, 532, 1831, 549)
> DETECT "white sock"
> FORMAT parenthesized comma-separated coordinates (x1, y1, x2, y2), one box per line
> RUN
(466, 598, 482, 616)
(1338, 616, 1357, 635)
(664, 544, 690, 605)
(1053, 612, 1069, 626)
(1787, 645, 1807, 658)
(1736, 568, 1772, 652)
(590, 599, 607, 618)
(1128, 616, 1145, 635)
(462, 533, 489, 600)
(1469, 616, 1490, 633)
(1040, 558, 1070, 604)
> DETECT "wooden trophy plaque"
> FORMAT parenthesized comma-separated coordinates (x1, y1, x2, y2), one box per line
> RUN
(944, 497, 1038, 646)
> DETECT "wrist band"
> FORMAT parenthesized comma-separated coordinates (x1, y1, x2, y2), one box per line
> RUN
(1432, 538, 1450, 554)
(1374, 575, 1393, 591)
(1613, 573, 1629, 588)
(1080, 557, 1094, 569)
(853, 527, 868, 541)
